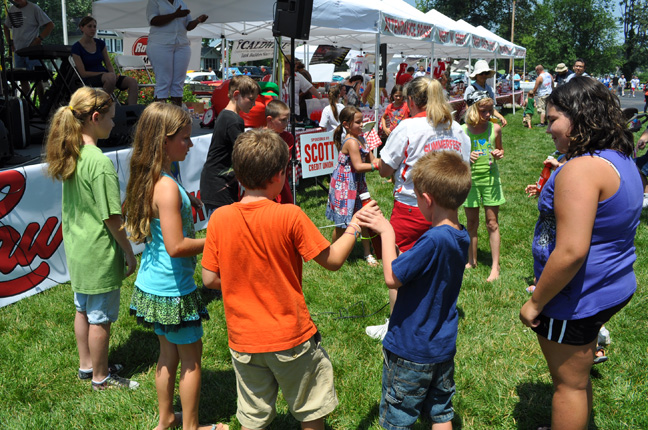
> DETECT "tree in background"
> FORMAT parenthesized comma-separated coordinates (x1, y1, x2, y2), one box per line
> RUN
(416, 0, 620, 75)
(619, 0, 648, 78)
(28, 0, 93, 45)
(520, 0, 618, 75)
(415, 0, 537, 42)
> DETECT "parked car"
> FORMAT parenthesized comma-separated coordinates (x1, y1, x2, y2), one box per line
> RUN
(223, 66, 265, 80)
(185, 72, 220, 96)
(185, 71, 220, 85)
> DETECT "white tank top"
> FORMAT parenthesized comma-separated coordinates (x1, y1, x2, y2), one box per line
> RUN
(537, 72, 553, 96)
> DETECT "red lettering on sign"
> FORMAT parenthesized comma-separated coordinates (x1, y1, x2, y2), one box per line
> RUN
(132, 36, 148, 56)
(0, 170, 63, 298)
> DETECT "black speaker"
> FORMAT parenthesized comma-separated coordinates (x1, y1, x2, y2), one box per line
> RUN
(0, 120, 12, 164)
(0, 96, 30, 149)
(272, 0, 313, 40)
(98, 104, 145, 147)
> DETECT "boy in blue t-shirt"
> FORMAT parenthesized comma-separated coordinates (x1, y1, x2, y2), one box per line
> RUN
(357, 150, 472, 430)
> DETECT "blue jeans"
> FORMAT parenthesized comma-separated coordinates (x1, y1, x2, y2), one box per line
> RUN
(379, 349, 455, 430)
(635, 152, 648, 177)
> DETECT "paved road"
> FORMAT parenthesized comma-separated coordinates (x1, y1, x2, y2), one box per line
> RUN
(618, 92, 645, 113)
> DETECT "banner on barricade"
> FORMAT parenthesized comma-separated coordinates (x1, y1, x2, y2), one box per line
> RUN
(0, 135, 213, 308)
(230, 40, 292, 63)
(300, 132, 338, 179)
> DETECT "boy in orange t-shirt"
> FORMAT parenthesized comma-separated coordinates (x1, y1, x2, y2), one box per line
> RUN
(202, 129, 378, 430)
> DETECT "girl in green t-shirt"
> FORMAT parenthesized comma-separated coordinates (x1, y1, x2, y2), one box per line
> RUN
(462, 91, 505, 283)
(44, 87, 138, 391)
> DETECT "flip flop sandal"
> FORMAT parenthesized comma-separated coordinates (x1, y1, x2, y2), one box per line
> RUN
(594, 346, 608, 365)
(364, 254, 379, 267)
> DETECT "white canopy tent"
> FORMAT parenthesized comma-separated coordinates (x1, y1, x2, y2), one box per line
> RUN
(93, 0, 522, 59)
(93, 0, 526, 111)
(94, 0, 446, 111)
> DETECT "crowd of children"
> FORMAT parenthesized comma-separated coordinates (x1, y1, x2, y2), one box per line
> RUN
(47, 71, 636, 430)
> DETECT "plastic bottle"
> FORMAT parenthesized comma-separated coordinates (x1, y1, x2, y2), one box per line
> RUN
(359, 192, 382, 259)
(536, 156, 554, 193)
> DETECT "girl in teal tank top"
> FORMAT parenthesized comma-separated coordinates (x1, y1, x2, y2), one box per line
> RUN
(123, 103, 224, 430)
(462, 92, 505, 283)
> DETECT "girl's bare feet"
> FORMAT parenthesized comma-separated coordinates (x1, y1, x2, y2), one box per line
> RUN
(154, 412, 182, 430)
(465, 262, 477, 269)
(486, 266, 500, 282)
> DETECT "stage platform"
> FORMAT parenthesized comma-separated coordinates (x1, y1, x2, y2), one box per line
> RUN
(1, 114, 212, 170)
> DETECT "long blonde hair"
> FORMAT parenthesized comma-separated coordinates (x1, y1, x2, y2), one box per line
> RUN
(44, 87, 113, 181)
(122, 102, 192, 243)
(404, 77, 452, 129)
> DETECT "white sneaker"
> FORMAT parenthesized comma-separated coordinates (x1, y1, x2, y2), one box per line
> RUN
(598, 326, 611, 346)
(642, 194, 648, 209)
(365, 318, 389, 340)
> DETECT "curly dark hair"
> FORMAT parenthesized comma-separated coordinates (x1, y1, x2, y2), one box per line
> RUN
(547, 76, 634, 159)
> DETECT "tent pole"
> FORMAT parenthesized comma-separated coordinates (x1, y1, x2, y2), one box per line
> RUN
(374, 33, 380, 133)
(274, 37, 280, 84)
(289, 38, 297, 205)
(511, 56, 516, 114)
(431, 40, 434, 75)
(221, 34, 226, 79)
(225, 39, 230, 78)
(468, 45, 472, 84)
(524, 58, 526, 83)
(61, 0, 68, 45)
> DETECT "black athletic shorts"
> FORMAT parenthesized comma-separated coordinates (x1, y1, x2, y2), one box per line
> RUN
(532, 296, 632, 345)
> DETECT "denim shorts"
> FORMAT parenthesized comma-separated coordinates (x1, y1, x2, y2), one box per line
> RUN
(74, 290, 120, 324)
(635, 152, 648, 177)
(380, 349, 455, 430)
(154, 322, 203, 345)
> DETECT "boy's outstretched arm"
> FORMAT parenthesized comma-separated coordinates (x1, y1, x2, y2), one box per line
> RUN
(313, 202, 380, 271)
(355, 204, 402, 289)
(202, 267, 221, 290)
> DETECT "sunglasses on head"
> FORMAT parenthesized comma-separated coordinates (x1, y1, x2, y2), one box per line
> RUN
(93, 88, 109, 113)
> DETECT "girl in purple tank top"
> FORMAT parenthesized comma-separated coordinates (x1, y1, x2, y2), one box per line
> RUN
(519, 77, 641, 430)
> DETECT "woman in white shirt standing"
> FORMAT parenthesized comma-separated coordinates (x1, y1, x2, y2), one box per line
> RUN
(146, 0, 207, 106)
(319, 86, 345, 132)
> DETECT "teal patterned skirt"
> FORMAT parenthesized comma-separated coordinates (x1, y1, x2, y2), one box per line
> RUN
(130, 286, 210, 328)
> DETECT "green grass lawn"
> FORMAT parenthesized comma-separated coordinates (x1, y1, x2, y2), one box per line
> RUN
(1, 109, 647, 429)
